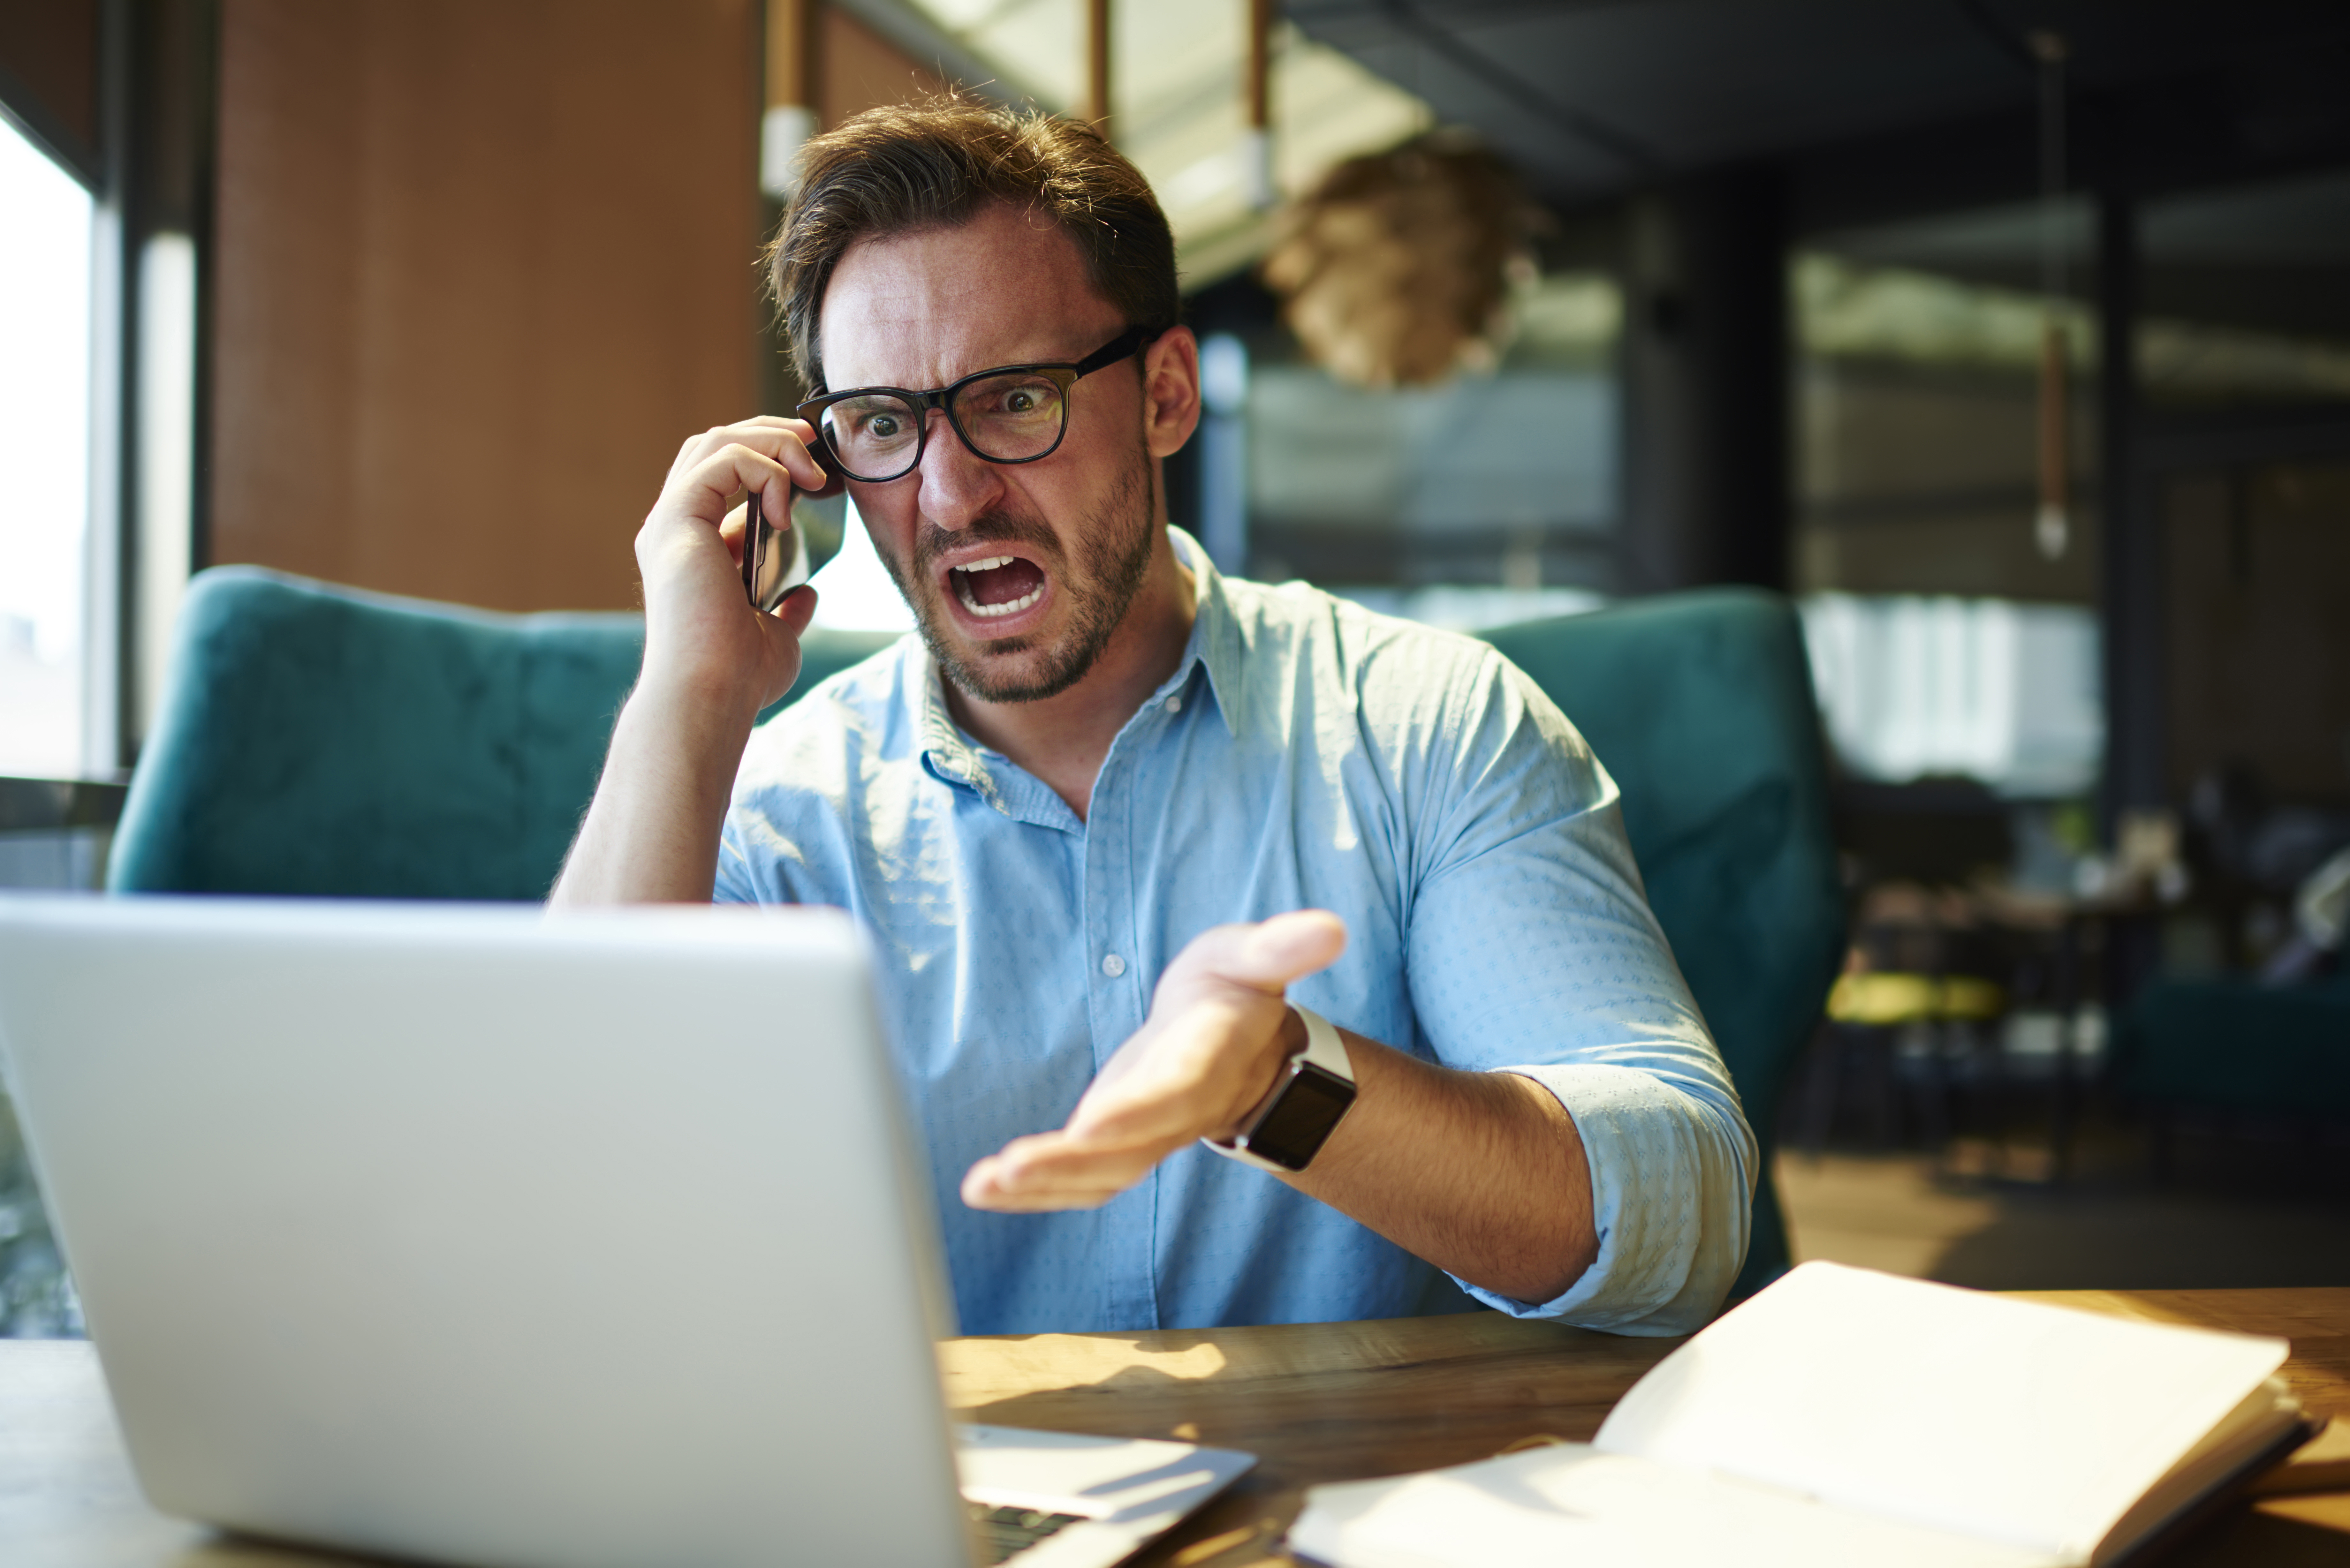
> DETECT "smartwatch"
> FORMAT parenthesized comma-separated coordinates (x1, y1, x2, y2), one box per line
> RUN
(1203, 1005, 1358, 1173)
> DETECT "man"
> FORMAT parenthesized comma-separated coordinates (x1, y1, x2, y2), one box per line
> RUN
(555, 100, 1753, 1337)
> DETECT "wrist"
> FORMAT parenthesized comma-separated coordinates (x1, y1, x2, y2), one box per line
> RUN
(550, 668, 759, 908)
(1215, 1003, 1307, 1142)
(633, 655, 770, 736)
(1203, 1005, 1358, 1174)
(609, 672, 763, 800)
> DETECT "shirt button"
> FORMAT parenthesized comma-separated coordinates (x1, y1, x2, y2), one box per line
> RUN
(1166, 694, 1183, 714)
(1100, 953, 1126, 978)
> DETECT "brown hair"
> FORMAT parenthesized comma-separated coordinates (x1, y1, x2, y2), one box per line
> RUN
(766, 95, 1179, 392)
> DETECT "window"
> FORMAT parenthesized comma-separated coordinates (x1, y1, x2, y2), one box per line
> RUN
(1792, 202, 2099, 607)
(0, 113, 96, 780)
(2138, 167, 2350, 412)
(1801, 593, 2102, 800)
(1791, 202, 2108, 802)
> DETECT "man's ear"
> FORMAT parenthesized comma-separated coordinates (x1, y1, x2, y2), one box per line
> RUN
(1141, 326, 1203, 460)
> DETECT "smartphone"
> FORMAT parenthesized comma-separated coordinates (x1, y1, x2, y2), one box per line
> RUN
(742, 483, 809, 613)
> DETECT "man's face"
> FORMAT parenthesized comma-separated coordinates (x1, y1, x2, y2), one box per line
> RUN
(818, 205, 1165, 703)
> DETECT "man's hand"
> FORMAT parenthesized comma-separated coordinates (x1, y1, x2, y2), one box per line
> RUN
(636, 417, 838, 723)
(548, 417, 839, 908)
(961, 911, 1349, 1211)
(960, 908, 1600, 1301)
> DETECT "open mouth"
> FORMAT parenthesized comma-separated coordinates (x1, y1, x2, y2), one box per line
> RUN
(948, 554, 1048, 620)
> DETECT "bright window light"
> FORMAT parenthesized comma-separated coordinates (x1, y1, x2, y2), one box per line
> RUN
(0, 116, 95, 779)
(1801, 594, 2104, 799)
(139, 232, 197, 738)
(807, 497, 917, 635)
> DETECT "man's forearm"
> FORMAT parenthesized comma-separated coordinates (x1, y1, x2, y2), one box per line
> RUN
(1289, 1029, 1598, 1305)
(549, 677, 757, 906)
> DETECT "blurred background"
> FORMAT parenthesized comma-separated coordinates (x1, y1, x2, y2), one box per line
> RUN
(4, 0, 2349, 1331)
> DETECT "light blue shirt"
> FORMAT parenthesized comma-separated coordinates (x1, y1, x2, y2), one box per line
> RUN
(717, 531, 1754, 1337)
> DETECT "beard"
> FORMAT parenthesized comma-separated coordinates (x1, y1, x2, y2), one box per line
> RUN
(878, 438, 1158, 705)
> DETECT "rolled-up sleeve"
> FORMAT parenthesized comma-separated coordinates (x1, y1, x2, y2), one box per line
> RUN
(1400, 649, 1757, 1334)
(1493, 1064, 1754, 1333)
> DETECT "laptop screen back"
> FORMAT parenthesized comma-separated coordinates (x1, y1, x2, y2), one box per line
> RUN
(0, 897, 971, 1568)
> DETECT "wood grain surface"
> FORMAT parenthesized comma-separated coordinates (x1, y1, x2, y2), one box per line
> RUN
(943, 1312, 1678, 1566)
(210, 0, 763, 615)
(4, 1289, 2347, 1567)
(944, 1292, 2350, 1567)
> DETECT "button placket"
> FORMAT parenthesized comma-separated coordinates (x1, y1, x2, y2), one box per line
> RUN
(1078, 728, 1159, 1329)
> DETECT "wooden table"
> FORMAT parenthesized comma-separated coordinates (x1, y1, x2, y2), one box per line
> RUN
(5, 1289, 2348, 1567)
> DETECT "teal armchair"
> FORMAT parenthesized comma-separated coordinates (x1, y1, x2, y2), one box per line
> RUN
(115, 570, 1841, 1299)
(1483, 589, 1845, 1297)
(2117, 973, 2350, 1127)
(110, 568, 894, 901)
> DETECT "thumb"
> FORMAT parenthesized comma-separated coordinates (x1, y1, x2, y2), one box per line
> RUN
(773, 582, 819, 638)
(1215, 909, 1348, 993)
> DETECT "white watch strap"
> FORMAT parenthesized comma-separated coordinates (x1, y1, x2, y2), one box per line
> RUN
(1290, 1004, 1352, 1082)
(1203, 1005, 1352, 1171)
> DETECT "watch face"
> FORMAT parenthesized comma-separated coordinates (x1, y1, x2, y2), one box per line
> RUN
(1242, 1061, 1357, 1171)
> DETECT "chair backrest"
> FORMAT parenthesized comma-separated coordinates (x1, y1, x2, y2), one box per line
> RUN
(109, 568, 896, 902)
(1482, 588, 1845, 1295)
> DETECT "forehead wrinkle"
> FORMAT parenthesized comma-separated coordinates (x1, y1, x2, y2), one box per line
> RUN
(819, 207, 1121, 392)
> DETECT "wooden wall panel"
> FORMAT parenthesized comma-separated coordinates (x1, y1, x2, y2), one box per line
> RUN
(0, 0, 101, 160)
(211, 0, 761, 612)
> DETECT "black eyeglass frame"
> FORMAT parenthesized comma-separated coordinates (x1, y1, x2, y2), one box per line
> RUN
(795, 326, 1159, 482)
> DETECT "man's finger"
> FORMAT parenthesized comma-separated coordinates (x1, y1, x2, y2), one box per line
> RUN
(969, 1126, 1176, 1185)
(665, 446, 794, 531)
(1168, 910, 1348, 996)
(769, 582, 819, 637)
(967, 1182, 1126, 1213)
(718, 500, 748, 566)
(668, 419, 829, 492)
(962, 1135, 1179, 1211)
(1240, 908, 1348, 981)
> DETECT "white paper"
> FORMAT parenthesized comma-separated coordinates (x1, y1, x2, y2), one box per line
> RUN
(1290, 1446, 2055, 1568)
(1592, 1262, 2290, 1558)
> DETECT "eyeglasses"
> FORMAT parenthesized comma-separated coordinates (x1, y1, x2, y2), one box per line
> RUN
(796, 327, 1157, 483)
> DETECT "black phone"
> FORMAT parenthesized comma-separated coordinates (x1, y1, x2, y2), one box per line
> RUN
(741, 483, 806, 613)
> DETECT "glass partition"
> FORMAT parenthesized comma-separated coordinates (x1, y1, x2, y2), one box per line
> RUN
(1793, 199, 2099, 609)
(2139, 169, 2350, 412)
(1245, 269, 1621, 629)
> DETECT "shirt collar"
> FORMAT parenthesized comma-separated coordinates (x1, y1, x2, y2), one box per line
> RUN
(912, 654, 1007, 809)
(1170, 526, 1247, 738)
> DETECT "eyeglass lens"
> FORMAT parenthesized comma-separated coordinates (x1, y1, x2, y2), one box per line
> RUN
(819, 371, 1070, 480)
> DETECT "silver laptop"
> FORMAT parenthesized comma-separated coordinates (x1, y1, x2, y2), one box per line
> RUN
(0, 896, 1251, 1568)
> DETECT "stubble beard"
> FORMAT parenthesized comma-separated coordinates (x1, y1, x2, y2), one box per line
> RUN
(882, 439, 1159, 705)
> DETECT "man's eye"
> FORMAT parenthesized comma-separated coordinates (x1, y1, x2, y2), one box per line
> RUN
(865, 413, 901, 439)
(977, 381, 1057, 418)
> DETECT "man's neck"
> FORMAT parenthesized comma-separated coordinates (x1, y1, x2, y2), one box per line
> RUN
(942, 531, 1198, 823)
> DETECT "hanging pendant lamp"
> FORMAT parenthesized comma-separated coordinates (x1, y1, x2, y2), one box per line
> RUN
(1260, 131, 1536, 389)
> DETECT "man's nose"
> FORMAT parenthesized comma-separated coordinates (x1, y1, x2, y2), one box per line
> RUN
(914, 408, 1006, 531)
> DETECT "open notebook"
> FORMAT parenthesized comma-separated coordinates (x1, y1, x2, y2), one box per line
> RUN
(1290, 1263, 2308, 1568)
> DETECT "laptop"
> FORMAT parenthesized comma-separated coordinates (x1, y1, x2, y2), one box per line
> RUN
(0, 896, 1253, 1568)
